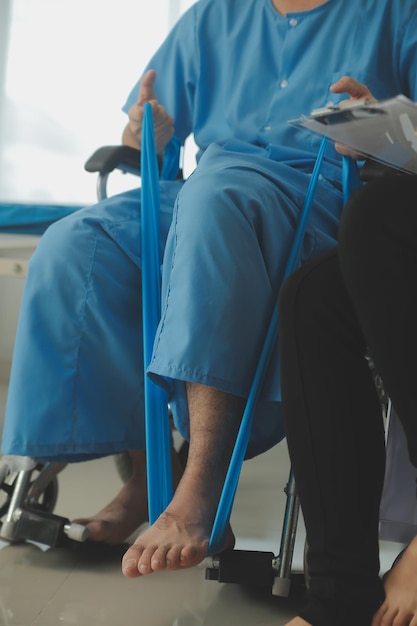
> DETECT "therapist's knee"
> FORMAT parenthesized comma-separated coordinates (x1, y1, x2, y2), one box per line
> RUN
(278, 250, 339, 327)
(339, 175, 407, 255)
(339, 174, 412, 281)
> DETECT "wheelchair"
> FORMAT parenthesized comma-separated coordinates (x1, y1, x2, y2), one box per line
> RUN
(0, 128, 307, 597)
(0, 127, 399, 595)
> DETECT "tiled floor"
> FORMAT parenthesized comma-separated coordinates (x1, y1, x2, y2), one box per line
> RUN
(0, 374, 404, 626)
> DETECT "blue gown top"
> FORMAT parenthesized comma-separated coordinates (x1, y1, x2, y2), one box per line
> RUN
(123, 0, 417, 183)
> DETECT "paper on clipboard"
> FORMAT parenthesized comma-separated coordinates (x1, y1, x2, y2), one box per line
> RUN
(289, 95, 417, 175)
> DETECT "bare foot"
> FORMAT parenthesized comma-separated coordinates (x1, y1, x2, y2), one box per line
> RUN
(72, 449, 183, 544)
(72, 481, 148, 544)
(372, 536, 417, 626)
(121, 470, 235, 577)
(121, 383, 246, 576)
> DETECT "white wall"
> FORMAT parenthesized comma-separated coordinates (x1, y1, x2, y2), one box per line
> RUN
(0, 0, 197, 368)
(0, 236, 38, 363)
(0, 0, 196, 206)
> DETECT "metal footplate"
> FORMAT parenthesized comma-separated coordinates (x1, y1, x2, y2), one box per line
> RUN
(1, 507, 89, 547)
(205, 549, 275, 588)
(205, 548, 305, 598)
(0, 455, 88, 547)
(205, 468, 302, 597)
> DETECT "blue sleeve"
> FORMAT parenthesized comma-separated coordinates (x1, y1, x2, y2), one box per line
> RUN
(121, 4, 199, 143)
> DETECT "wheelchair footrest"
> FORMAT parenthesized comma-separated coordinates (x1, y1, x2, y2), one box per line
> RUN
(2, 508, 89, 547)
(205, 549, 275, 588)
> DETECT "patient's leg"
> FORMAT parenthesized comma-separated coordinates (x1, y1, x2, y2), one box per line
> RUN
(72, 448, 183, 545)
(121, 382, 243, 577)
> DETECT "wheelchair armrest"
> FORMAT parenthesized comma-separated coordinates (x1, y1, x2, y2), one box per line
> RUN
(84, 145, 143, 177)
(84, 145, 164, 201)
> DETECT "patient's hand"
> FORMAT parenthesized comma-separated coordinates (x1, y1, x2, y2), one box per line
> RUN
(329, 76, 376, 158)
(126, 69, 175, 155)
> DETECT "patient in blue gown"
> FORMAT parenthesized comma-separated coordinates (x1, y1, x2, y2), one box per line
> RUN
(2, 0, 417, 578)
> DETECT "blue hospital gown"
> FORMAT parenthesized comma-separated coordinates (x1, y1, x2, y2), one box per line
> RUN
(2, 0, 417, 461)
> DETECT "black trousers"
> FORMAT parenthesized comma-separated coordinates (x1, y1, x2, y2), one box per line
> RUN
(278, 174, 417, 626)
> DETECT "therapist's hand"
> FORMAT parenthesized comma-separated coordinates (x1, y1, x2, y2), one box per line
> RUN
(329, 76, 376, 158)
(123, 69, 175, 155)
(330, 76, 375, 103)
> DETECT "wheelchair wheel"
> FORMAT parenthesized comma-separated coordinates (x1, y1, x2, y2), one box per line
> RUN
(0, 461, 58, 522)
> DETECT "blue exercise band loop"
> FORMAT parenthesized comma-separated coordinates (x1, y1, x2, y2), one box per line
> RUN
(342, 155, 362, 203)
(208, 137, 329, 555)
(140, 115, 354, 549)
(141, 102, 173, 523)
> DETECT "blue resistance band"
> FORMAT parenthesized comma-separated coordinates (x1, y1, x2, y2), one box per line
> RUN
(342, 155, 362, 203)
(141, 103, 173, 523)
(141, 110, 349, 541)
(208, 137, 329, 555)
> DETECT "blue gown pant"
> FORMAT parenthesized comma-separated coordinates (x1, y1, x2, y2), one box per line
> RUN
(2, 143, 343, 461)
